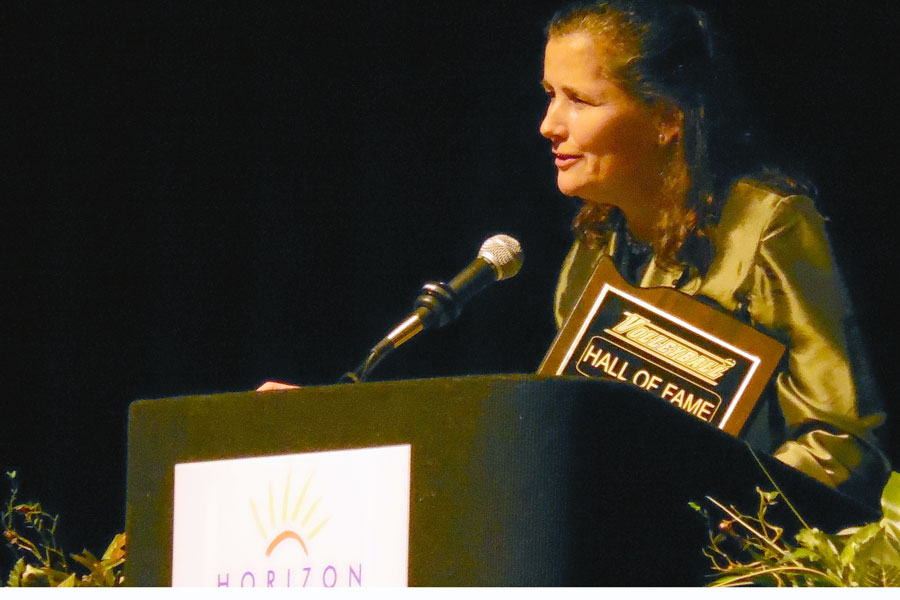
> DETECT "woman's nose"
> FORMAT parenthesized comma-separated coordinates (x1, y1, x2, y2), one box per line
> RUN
(540, 102, 565, 141)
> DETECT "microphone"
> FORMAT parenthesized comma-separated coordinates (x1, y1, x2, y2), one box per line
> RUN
(342, 234, 523, 382)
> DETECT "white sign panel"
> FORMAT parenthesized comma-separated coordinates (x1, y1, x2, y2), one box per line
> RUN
(172, 444, 411, 587)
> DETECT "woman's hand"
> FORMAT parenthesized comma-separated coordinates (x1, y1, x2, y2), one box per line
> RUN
(256, 380, 301, 391)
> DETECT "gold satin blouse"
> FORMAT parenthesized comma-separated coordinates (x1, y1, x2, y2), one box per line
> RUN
(554, 178, 890, 499)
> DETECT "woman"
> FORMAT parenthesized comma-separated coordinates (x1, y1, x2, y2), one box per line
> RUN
(540, 0, 890, 502)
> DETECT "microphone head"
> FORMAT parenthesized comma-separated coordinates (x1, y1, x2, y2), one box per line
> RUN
(478, 234, 523, 281)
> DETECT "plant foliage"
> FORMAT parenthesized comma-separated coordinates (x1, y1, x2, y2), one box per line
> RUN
(2, 472, 126, 587)
(692, 471, 900, 586)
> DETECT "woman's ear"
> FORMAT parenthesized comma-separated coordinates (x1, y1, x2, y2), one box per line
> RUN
(657, 101, 684, 145)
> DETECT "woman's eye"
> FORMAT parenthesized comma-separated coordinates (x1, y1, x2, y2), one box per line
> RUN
(575, 93, 603, 106)
(566, 92, 592, 106)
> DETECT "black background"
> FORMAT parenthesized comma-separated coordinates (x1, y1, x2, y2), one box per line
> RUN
(3, 0, 899, 575)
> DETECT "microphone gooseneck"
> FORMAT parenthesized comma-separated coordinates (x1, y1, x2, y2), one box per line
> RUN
(341, 234, 523, 383)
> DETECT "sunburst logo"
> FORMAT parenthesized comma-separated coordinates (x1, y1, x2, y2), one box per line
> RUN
(249, 472, 330, 558)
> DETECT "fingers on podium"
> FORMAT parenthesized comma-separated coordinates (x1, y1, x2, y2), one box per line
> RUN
(256, 381, 301, 392)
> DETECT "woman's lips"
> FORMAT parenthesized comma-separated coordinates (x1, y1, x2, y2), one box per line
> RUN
(554, 153, 581, 169)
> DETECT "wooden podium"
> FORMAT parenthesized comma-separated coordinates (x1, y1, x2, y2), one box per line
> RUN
(125, 375, 874, 586)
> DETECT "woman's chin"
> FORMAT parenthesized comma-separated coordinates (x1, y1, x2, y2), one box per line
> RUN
(555, 179, 584, 198)
(557, 182, 603, 204)
(557, 178, 626, 207)
(556, 174, 607, 201)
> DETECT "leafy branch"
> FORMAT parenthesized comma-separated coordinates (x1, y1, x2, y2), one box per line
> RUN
(3, 472, 126, 587)
(692, 471, 900, 587)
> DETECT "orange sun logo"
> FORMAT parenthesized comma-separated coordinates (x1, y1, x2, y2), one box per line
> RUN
(249, 472, 330, 557)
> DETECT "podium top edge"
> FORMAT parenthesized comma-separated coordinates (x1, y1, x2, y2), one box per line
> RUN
(126, 373, 638, 411)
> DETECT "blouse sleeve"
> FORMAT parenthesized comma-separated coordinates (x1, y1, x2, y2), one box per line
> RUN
(746, 193, 889, 492)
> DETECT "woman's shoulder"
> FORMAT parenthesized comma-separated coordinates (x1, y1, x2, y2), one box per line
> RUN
(729, 168, 818, 200)
(698, 170, 827, 306)
(719, 169, 824, 230)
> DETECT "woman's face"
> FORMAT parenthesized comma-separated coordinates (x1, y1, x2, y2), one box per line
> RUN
(540, 32, 677, 214)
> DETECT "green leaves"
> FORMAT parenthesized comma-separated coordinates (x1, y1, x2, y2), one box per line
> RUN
(697, 472, 900, 587)
(864, 565, 900, 587)
(881, 472, 900, 542)
(2, 472, 126, 587)
(69, 533, 127, 587)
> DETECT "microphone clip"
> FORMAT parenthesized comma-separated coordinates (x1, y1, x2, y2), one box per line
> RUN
(415, 281, 462, 329)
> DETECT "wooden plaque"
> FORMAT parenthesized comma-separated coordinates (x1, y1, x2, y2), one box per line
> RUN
(538, 257, 785, 436)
